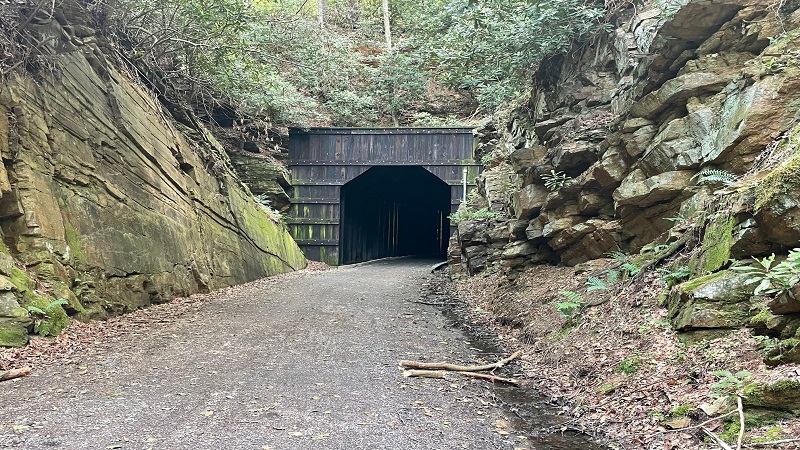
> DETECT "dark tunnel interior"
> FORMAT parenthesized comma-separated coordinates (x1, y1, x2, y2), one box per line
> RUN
(339, 166, 451, 265)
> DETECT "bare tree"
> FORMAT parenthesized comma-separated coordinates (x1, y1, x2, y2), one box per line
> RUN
(317, 0, 327, 28)
(382, 0, 391, 50)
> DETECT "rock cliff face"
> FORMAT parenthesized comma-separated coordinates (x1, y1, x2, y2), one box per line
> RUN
(451, 0, 800, 360)
(0, 8, 306, 346)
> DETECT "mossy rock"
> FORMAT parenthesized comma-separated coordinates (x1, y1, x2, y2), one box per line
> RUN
(719, 407, 794, 443)
(669, 270, 756, 331)
(744, 380, 800, 413)
(754, 131, 800, 245)
(50, 280, 85, 316)
(689, 215, 735, 276)
(8, 267, 35, 292)
(22, 292, 70, 337)
(0, 291, 32, 347)
(0, 319, 29, 347)
(763, 338, 800, 365)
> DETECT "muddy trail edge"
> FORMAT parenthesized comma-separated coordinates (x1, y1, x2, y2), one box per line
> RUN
(0, 258, 601, 450)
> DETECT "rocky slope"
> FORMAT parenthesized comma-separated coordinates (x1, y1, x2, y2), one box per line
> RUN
(452, 0, 800, 362)
(0, 5, 306, 347)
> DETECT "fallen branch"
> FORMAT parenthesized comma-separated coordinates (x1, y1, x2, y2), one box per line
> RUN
(458, 371, 519, 386)
(0, 367, 31, 382)
(407, 300, 451, 307)
(703, 427, 734, 450)
(403, 369, 447, 379)
(743, 438, 800, 448)
(400, 350, 522, 372)
(736, 396, 745, 450)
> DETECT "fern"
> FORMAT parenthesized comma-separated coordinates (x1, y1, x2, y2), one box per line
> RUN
(555, 290, 584, 318)
(607, 251, 628, 263)
(542, 170, 573, 191)
(622, 263, 641, 276)
(558, 290, 584, 303)
(26, 305, 46, 315)
(605, 251, 641, 277)
(691, 169, 738, 185)
(585, 276, 609, 291)
(48, 298, 68, 308)
(25, 298, 68, 317)
(603, 269, 619, 284)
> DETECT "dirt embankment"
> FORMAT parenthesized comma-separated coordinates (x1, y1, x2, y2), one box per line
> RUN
(446, 264, 800, 450)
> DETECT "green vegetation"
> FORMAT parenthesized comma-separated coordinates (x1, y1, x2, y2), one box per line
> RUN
(616, 355, 642, 374)
(542, 170, 573, 191)
(669, 403, 693, 417)
(607, 251, 641, 278)
(555, 291, 584, 318)
(710, 370, 752, 398)
(691, 168, 738, 186)
(448, 206, 498, 224)
(731, 248, 800, 297)
(660, 266, 690, 286)
(1, 0, 611, 126)
(407, 0, 608, 111)
(23, 294, 70, 337)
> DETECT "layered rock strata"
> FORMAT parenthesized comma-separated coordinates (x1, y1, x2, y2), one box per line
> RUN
(0, 6, 306, 346)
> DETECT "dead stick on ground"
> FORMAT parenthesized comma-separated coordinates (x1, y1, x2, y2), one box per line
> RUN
(736, 396, 745, 450)
(0, 367, 31, 382)
(458, 371, 519, 386)
(703, 427, 734, 450)
(400, 350, 523, 372)
(403, 369, 448, 379)
(743, 438, 800, 447)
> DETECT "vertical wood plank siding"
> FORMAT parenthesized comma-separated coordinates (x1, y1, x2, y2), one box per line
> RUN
(288, 128, 480, 265)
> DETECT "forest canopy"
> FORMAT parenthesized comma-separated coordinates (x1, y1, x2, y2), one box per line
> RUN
(0, 0, 610, 128)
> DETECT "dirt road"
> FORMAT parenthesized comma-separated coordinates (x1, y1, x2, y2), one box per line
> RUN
(0, 258, 598, 450)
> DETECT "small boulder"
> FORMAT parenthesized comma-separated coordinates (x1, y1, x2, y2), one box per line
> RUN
(669, 270, 756, 331)
(0, 292, 31, 347)
(768, 287, 800, 315)
(614, 169, 694, 208)
(511, 184, 548, 221)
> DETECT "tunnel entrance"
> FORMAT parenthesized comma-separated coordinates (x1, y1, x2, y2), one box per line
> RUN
(340, 166, 451, 265)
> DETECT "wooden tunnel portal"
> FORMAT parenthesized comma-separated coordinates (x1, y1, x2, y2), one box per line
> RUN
(287, 128, 480, 266)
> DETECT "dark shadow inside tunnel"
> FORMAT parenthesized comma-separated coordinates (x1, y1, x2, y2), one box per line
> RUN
(339, 166, 451, 265)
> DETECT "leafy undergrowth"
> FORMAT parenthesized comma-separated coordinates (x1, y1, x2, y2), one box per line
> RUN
(454, 264, 800, 450)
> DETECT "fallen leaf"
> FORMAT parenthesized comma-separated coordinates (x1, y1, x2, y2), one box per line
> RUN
(664, 417, 691, 429)
(288, 431, 304, 437)
(493, 419, 509, 429)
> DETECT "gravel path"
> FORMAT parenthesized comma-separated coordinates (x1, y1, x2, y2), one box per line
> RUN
(0, 258, 594, 450)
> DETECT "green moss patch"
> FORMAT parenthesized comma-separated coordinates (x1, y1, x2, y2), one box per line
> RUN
(0, 323, 29, 347)
(21, 291, 70, 337)
(64, 222, 87, 263)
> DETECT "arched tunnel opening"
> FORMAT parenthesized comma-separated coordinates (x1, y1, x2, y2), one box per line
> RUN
(340, 166, 451, 265)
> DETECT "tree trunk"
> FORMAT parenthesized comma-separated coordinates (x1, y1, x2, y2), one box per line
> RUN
(348, 0, 359, 29)
(317, 0, 327, 28)
(382, 0, 392, 50)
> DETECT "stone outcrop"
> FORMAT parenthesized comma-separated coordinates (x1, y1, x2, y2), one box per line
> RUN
(450, 0, 800, 361)
(0, 6, 306, 346)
